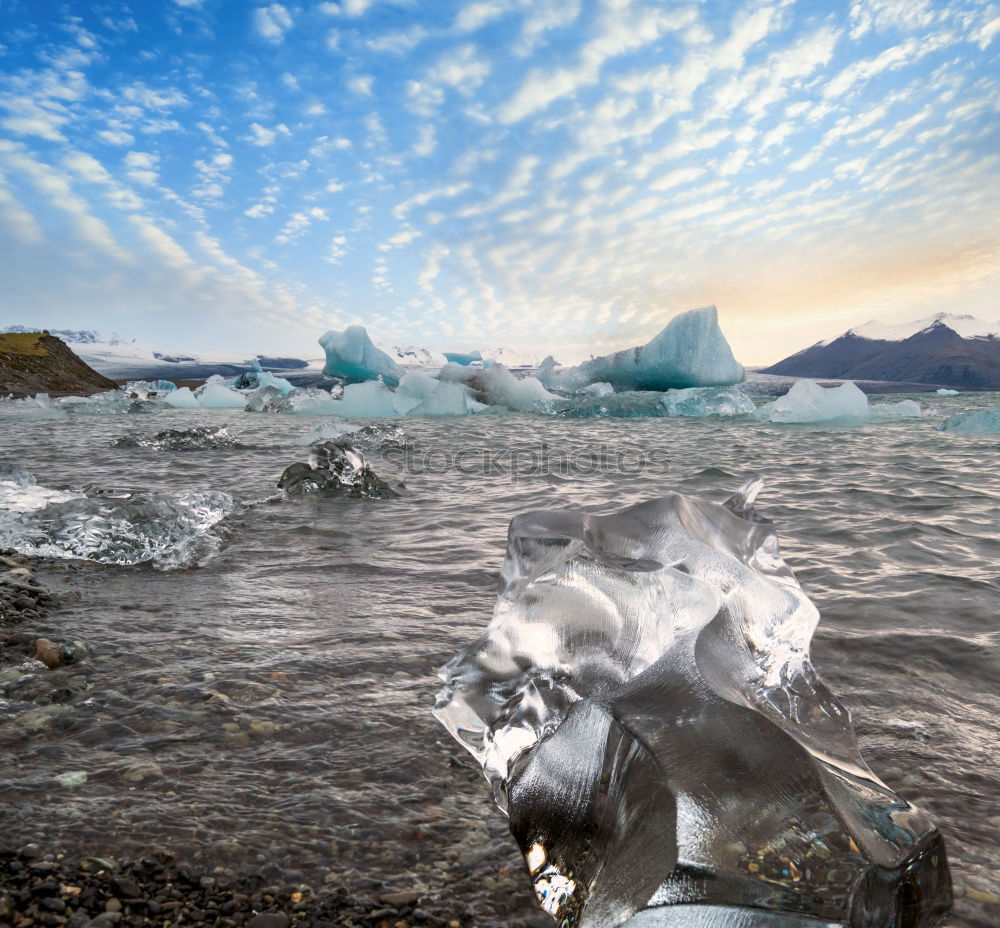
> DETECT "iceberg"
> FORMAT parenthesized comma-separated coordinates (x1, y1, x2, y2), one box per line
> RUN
(939, 406, 1000, 433)
(581, 382, 614, 397)
(438, 362, 556, 412)
(194, 376, 247, 410)
(443, 350, 483, 366)
(556, 307, 744, 391)
(163, 386, 201, 409)
(434, 480, 951, 927)
(319, 325, 404, 386)
(277, 440, 397, 499)
(935, 388, 959, 396)
(754, 380, 869, 423)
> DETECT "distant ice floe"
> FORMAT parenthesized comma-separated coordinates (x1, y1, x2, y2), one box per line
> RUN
(0, 469, 236, 568)
(754, 380, 922, 424)
(939, 406, 1000, 433)
(936, 388, 959, 396)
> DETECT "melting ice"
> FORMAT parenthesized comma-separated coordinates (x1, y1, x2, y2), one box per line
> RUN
(434, 480, 951, 927)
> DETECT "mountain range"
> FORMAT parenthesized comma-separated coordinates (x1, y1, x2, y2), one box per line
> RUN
(763, 312, 1000, 389)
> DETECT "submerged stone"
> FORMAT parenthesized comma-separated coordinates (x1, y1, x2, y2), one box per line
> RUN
(433, 479, 951, 927)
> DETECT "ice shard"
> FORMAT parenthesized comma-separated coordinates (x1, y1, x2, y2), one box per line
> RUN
(277, 440, 398, 499)
(433, 480, 951, 928)
(319, 325, 404, 386)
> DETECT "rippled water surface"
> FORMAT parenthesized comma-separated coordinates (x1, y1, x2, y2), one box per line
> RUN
(1, 396, 998, 927)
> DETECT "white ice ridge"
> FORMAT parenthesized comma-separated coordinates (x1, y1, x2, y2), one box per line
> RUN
(754, 380, 921, 423)
(433, 480, 950, 927)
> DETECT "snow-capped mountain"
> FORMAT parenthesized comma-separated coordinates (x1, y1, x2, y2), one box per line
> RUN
(482, 346, 540, 368)
(764, 312, 1000, 389)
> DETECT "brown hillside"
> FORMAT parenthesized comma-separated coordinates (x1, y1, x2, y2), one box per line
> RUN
(0, 331, 117, 398)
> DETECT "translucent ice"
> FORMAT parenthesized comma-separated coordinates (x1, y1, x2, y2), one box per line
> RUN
(278, 440, 397, 498)
(662, 386, 756, 417)
(557, 307, 745, 391)
(319, 325, 404, 386)
(581, 382, 615, 397)
(935, 389, 959, 396)
(939, 406, 1000, 433)
(338, 380, 401, 418)
(0, 478, 235, 568)
(194, 377, 247, 410)
(434, 480, 951, 927)
(164, 387, 201, 409)
(754, 380, 869, 423)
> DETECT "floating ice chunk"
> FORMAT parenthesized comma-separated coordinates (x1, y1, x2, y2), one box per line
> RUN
(558, 307, 744, 391)
(434, 480, 951, 927)
(278, 440, 397, 498)
(1, 394, 66, 419)
(438, 362, 556, 412)
(935, 388, 959, 396)
(293, 422, 364, 446)
(195, 377, 247, 409)
(319, 325, 403, 386)
(581, 382, 614, 397)
(123, 379, 177, 396)
(939, 406, 1000, 433)
(338, 380, 402, 418)
(0, 479, 236, 568)
(111, 425, 241, 451)
(164, 387, 201, 409)
(60, 390, 160, 415)
(869, 399, 922, 419)
(443, 350, 483, 366)
(754, 380, 869, 423)
(662, 386, 756, 417)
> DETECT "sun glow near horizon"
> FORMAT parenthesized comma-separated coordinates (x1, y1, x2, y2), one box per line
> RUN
(0, 0, 997, 365)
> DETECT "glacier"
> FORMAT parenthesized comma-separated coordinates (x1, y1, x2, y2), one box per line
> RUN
(548, 307, 744, 391)
(434, 480, 951, 927)
(319, 325, 404, 386)
(939, 406, 1000, 433)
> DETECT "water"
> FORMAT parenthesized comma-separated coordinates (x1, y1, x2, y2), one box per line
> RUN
(0, 397, 997, 927)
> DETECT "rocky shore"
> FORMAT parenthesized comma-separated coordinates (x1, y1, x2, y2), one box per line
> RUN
(0, 332, 117, 399)
(0, 846, 545, 928)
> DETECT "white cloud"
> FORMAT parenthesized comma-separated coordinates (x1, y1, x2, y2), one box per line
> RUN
(320, 0, 376, 16)
(648, 166, 706, 192)
(0, 177, 44, 245)
(275, 206, 329, 244)
(456, 1, 512, 33)
(412, 125, 436, 156)
(254, 4, 293, 43)
(247, 122, 290, 146)
(393, 182, 470, 219)
(124, 151, 159, 186)
(349, 75, 374, 96)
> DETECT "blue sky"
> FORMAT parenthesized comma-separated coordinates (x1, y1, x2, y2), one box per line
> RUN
(0, 0, 997, 363)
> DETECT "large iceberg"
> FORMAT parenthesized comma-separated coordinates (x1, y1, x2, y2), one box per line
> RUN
(939, 406, 1000, 433)
(319, 325, 404, 386)
(434, 480, 951, 927)
(552, 306, 744, 391)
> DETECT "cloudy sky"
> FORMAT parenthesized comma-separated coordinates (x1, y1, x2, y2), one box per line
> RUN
(0, 0, 997, 364)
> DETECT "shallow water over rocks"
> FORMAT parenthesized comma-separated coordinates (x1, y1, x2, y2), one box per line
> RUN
(0, 398, 997, 927)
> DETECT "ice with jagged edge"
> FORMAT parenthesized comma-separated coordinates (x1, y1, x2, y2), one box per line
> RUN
(319, 325, 404, 386)
(939, 406, 1000, 433)
(545, 307, 745, 391)
(0, 467, 235, 568)
(434, 480, 951, 928)
(755, 381, 921, 424)
(111, 425, 241, 451)
(277, 440, 397, 499)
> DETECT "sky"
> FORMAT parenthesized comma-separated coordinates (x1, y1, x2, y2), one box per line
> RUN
(0, 0, 997, 365)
